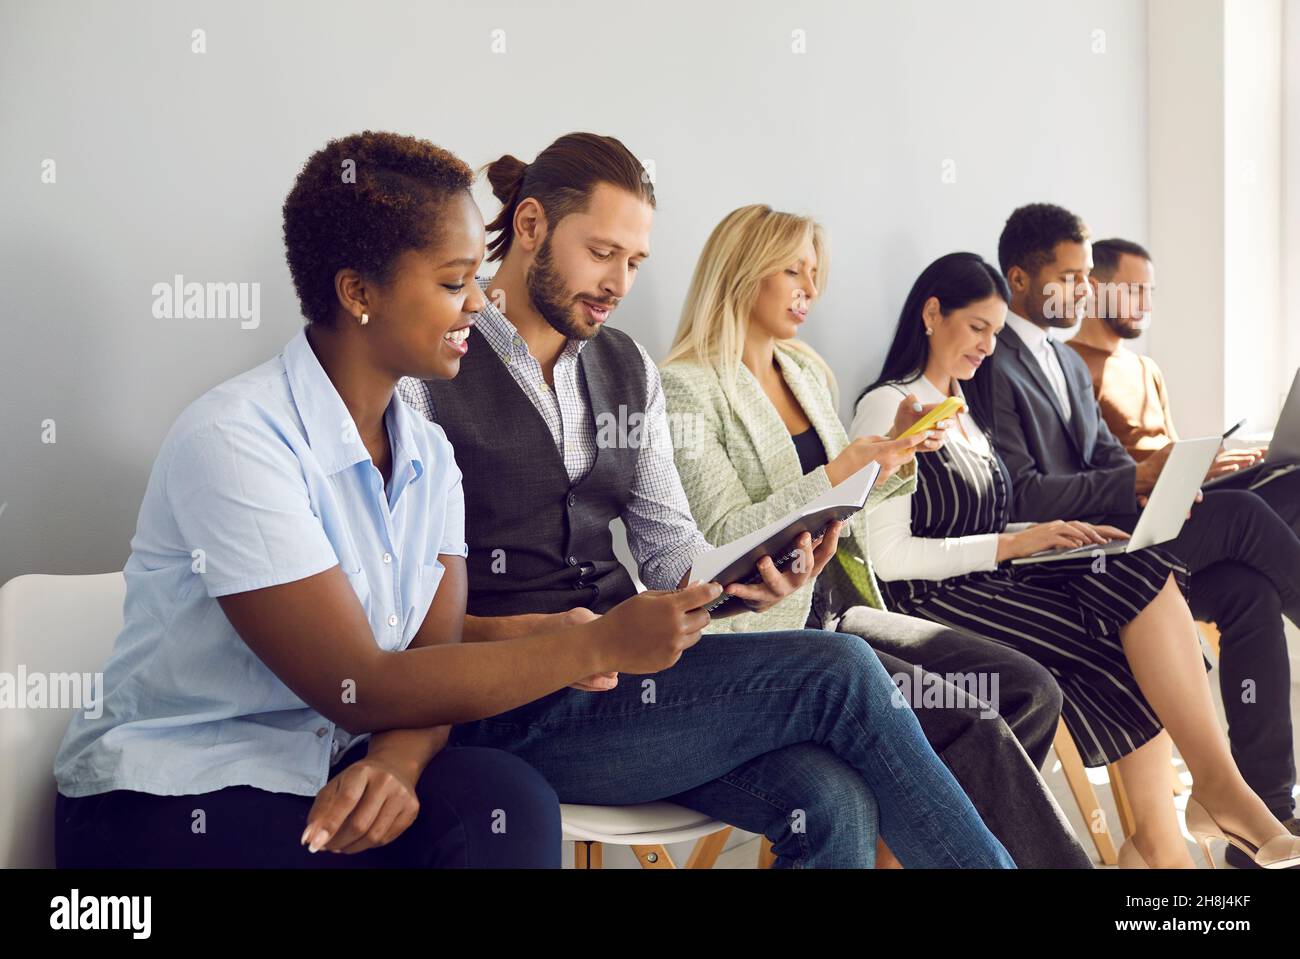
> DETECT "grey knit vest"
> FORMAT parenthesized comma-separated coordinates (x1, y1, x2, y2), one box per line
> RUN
(423, 324, 647, 615)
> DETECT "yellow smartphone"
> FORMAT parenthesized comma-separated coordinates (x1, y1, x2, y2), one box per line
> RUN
(896, 395, 965, 440)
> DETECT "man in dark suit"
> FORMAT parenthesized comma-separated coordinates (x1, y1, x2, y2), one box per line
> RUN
(971, 203, 1300, 866)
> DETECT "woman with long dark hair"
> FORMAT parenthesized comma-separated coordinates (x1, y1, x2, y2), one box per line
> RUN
(851, 252, 1300, 869)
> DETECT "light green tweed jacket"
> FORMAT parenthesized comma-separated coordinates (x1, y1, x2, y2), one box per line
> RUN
(660, 345, 916, 634)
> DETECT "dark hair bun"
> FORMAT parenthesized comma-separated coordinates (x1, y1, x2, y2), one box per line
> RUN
(485, 154, 528, 205)
(483, 133, 654, 263)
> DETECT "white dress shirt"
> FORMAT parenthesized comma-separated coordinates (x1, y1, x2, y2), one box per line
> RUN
(849, 374, 1029, 581)
(1005, 311, 1072, 422)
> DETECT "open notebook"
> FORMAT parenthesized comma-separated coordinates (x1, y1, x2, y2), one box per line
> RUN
(686, 461, 881, 616)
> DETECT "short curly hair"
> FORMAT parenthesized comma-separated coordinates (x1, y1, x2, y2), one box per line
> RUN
(997, 203, 1090, 277)
(282, 131, 475, 326)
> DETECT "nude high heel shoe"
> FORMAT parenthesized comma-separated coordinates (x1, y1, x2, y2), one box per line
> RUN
(1185, 797, 1300, 869)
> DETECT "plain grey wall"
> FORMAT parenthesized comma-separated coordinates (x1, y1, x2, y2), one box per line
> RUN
(0, 0, 1147, 586)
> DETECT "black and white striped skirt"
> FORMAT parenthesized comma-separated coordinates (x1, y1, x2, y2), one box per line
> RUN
(883, 546, 1198, 767)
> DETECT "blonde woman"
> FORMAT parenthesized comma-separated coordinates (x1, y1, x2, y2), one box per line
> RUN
(660, 205, 1091, 868)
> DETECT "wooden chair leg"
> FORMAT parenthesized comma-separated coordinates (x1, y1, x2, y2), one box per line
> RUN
(1198, 621, 1221, 658)
(755, 835, 899, 868)
(1054, 720, 1118, 865)
(1109, 764, 1136, 838)
(630, 844, 676, 869)
(573, 840, 603, 869)
(875, 836, 903, 868)
(684, 827, 732, 869)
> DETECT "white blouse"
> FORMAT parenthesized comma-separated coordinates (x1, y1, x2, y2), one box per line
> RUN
(850, 374, 1028, 582)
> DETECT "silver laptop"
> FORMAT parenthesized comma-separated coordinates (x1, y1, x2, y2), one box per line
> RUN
(1012, 436, 1221, 565)
(1204, 368, 1300, 488)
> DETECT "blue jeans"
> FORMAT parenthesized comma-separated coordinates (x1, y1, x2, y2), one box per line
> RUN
(450, 628, 1014, 868)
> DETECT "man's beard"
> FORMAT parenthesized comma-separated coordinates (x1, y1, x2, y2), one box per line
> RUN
(525, 236, 614, 341)
(1030, 287, 1086, 329)
(1037, 300, 1083, 330)
(1103, 313, 1146, 340)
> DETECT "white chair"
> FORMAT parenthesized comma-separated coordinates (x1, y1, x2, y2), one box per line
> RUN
(562, 803, 738, 869)
(0, 571, 748, 869)
(0, 572, 125, 868)
(565, 523, 747, 869)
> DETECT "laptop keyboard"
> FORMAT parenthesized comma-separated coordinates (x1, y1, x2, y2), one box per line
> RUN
(1031, 537, 1130, 559)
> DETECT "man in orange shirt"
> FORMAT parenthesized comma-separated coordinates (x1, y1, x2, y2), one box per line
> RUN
(1067, 237, 1299, 536)
(1066, 237, 1300, 868)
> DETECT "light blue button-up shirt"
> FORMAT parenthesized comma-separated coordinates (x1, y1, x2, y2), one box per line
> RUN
(54, 328, 467, 798)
